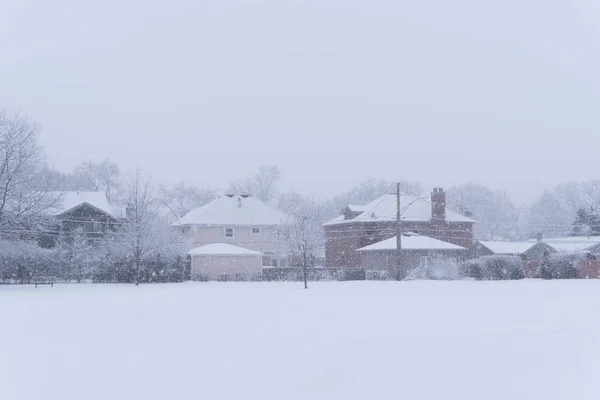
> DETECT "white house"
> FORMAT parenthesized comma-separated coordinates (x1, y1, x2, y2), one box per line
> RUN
(173, 194, 288, 266)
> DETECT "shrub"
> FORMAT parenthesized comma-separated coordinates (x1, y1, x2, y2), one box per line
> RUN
(462, 256, 524, 281)
(540, 253, 586, 280)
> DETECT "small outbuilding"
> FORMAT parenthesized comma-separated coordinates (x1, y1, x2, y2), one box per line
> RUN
(356, 232, 467, 278)
(188, 243, 263, 281)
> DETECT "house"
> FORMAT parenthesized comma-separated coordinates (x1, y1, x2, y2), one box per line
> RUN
(173, 194, 288, 266)
(40, 191, 120, 248)
(324, 188, 475, 268)
(539, 236, 600, 256)
(188, 243, 263, 281)
(357, 232, 467, 278)
(475, 240, 556, 260)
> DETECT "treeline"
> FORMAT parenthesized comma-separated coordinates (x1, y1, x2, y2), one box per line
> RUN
(0, 240, 190, 284)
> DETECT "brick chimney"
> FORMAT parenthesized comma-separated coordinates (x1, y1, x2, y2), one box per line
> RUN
(431, 187, 446, 222)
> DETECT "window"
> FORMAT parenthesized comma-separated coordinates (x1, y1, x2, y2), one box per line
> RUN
(225, 227, 234, 238)
(251, 227, 261, 235)
(180, 226, 190, 234)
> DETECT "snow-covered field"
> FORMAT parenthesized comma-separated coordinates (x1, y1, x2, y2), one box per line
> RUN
(1, 280, 600, 400)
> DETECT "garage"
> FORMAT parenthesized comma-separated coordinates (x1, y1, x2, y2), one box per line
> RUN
(188, 243, 263, 281)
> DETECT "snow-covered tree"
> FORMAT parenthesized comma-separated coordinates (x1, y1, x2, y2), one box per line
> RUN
(157, 182, 215, 221)
(445, 183, 519, 240)
(570, 207, 600, 236)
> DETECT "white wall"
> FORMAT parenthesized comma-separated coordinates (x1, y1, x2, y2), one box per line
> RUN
(191, 254, 263, 280)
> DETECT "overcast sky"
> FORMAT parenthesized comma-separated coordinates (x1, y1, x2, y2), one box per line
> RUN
(1, 0, 599, 204)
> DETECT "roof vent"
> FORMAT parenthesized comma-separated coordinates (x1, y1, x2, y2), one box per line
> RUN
(371, 212, 376, 218)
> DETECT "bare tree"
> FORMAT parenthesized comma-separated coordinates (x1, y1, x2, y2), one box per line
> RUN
(527, 190, 578, 238)
(73, 159, 121, 203)
(227, 165, 281, 202)
(524, 180, 600, 239)
(0, 110, 60, 229)
(280, 197, 326, 288)
(445, 183, 519, 240)
(332, 179, 423, 211)
(253, 166, 281, 202)
(158, 182, 215, 221)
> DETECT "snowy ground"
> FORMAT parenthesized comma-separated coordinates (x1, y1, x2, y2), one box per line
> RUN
(1, 280, 600, 400)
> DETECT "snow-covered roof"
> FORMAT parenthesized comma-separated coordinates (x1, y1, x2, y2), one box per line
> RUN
(188, 243, 263, 256)
(325, 194, 474, 226)
(173, 195, 288, 226)
(357, 233, 467, 251)
(478, 241, 539, 255)
(539, 237, 600, 253)
(47, 191, 116, 217)
(347, 204, 367, 213)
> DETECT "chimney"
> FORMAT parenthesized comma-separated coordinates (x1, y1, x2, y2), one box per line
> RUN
(431, 187, 446, 222)
(536, 231, 543, 242)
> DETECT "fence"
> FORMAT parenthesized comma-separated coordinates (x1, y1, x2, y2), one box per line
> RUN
(262, 267, 365, 282)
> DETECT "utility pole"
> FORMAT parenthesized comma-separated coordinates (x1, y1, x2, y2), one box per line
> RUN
(396, 182, 402, 280)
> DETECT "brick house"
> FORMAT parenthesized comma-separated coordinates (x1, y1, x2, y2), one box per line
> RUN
(324, 188, 475, 268)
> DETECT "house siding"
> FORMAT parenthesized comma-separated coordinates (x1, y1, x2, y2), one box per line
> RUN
(180, 225, 283, 264)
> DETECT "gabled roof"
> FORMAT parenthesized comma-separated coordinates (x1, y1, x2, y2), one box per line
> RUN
(478, 241, 541, 255)
(325, 194, 474, 226)
(538, 237, 600, 253)
(357, 233, 466, 251)
(188, 243, 263, 256)
(347, 205, 367, 213)
(173, 195, 288, 226)
(47, 191, 116, 218)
